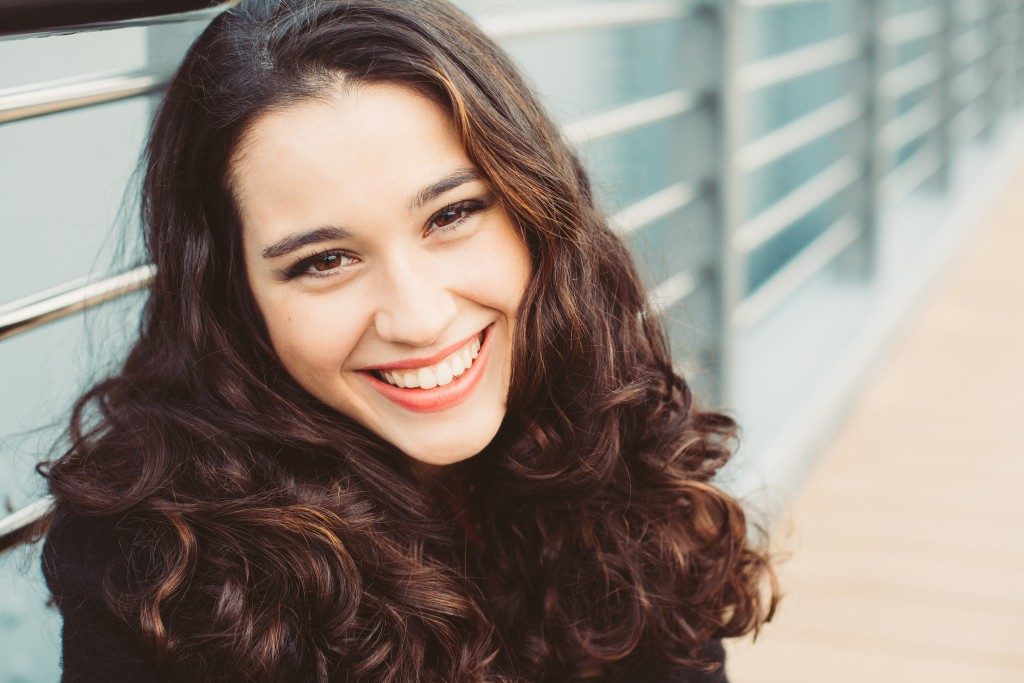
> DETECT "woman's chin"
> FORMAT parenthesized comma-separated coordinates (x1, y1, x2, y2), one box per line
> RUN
(400, 438, 490, 468)
(391, 419, 503, 468)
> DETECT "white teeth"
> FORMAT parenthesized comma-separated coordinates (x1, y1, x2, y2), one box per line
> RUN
(375, 330, 485, 389)
(417, 366, 437, 389)
(434, 361, 455, 386)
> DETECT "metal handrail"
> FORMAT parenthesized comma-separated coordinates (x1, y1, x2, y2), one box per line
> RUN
(647, 269, 699, 314)
(951, 106, 987, 143)
(732, 214, 859, 330)
(0, 69, 167, 125)
(954, 30, 990, 66)
(479, 0, 700, 39)
(881, 99, 942, 152)
(953, 1, 989, 25)
(0, 0, 235, 40)
(739, 0, 819, 8)
(882, 6, 943, 46)
(882, 53, 942, 100)
(737, 34, 860, 92)
(735, 95, 861, 172)
(0, 496, 54, 541)
(733, 156, 860, 253)
(953, 69, 989, 105)
(0, 265, 155, 342)
(882, 141, 942, 204)
(611, 181, 704, 236)
(563, 89, 703, 145)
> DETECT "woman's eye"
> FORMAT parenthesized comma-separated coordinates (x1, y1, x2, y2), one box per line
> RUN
(428, 199, 487, 233)
(286, 250, 355, 280)
(311, 252, 345, 271)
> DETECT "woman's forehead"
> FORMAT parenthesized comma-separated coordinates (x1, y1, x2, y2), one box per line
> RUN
(230, 83, 480, 245)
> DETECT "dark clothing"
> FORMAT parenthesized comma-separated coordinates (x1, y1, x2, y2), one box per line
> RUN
(42, 508, 729, 682)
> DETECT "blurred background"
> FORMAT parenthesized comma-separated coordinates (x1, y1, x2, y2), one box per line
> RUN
(1, 0, 1022, 680)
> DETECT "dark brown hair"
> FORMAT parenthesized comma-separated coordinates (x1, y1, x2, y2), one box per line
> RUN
(38, 0, 779, 680)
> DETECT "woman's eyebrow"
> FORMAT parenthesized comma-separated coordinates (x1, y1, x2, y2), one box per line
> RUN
(261, 226, 353, 260)
(408, 167, 482, 212)
(260, 167, 484, 260)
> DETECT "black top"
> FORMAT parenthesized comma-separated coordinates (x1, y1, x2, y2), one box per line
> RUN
(41, 508, 729, 682)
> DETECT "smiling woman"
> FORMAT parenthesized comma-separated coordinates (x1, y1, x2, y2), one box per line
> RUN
(235, 83, 531, 466)
(34, 0, 779, 681)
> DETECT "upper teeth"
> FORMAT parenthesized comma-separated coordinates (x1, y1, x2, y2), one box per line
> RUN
(379, 334, 481, 389)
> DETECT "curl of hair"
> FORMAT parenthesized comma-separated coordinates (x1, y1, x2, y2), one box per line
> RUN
(39, 1, 780, 680)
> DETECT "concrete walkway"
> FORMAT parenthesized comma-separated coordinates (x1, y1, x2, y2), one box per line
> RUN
(723, 166, 1024, 681)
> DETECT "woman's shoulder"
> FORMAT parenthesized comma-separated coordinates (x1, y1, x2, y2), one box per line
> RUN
(41, 505, 136, 603)
(41, 505, 176, 681)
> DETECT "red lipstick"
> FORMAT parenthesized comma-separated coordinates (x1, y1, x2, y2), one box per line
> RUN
(359, 323, 494, 413)
(362, 327, 484, 372)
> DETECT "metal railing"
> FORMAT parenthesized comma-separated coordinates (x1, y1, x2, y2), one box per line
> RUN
(2, 0, 1023, 559)
(714, 0, 1023, 420)
(0, 0, 717, 549)
(0, 1, 240, 549)
(0, 0, 234, 39)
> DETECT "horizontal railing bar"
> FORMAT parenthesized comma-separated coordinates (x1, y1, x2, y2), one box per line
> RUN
(732, 214, 859, 329)
(954, 30, 989, 66)
(882, 6, 943, 45)
(736, 95, 861, 172)
(734, 156, 860, 253)
(953, 69, 989, 105)
(0, 69, 166, 125)
(0, 496, 54, 540)
(478, 0, 699, 38)
(0, 2, 234, 40)
(647, 269, 700, 314)
(739, 0, 823, 8)
(951, 106, 986, 143)
(882, 53, 942, 99)
(882, 141, 941, 204)
(953, 1, 989, 25)
(881, 99, 942, 152)
(563, 89, 703, 145)
(611, 181, 704, 236)
(0, 264, 155, 342)
(737, 33, 860, 92)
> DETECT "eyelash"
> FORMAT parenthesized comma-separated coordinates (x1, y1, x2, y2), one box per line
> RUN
(284, 198, 489, 280)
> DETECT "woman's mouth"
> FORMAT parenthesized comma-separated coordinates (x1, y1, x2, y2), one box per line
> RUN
(358, 324, 494, 413)
(371, 331, 481, 388)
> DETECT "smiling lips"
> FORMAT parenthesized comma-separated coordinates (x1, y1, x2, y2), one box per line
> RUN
(359, 324, 493, 412)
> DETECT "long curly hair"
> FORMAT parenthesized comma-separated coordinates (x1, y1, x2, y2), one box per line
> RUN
(36, 0, 779, 680)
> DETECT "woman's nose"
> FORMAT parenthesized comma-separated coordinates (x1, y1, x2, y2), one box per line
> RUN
(371, 252, 458, 347)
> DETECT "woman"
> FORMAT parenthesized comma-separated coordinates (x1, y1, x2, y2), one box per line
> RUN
(37, 0, 779, 680)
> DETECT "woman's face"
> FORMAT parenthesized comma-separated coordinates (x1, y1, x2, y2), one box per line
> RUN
(233, 82, 532, 467)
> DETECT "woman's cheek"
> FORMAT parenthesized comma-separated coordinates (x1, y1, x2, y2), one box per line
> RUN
(268, 291, 366, 375)
(456, 222, 532, 306)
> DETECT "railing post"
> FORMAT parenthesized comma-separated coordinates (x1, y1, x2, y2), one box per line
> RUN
(843, 0, 886, 283)
(1017, 1, 1024, 108)
(711, 0, 744, 409)
(994, 0, 1014, 120)
(935, 0, 955, 191)
(980, 0, 998, 138)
